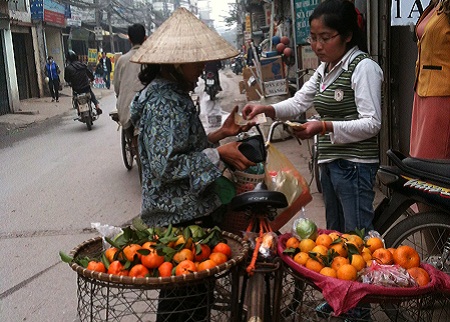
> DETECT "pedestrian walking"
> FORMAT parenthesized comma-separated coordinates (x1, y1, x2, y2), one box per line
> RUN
(44, 56, 61, 102)
(99, 52, 112, 89)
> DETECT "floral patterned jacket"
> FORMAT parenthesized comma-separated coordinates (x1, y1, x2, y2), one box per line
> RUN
(130, 77, 223, 227)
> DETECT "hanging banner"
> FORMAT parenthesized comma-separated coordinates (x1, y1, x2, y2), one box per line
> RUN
(391, 0, 427, 26)
(293, 0, 319, 45)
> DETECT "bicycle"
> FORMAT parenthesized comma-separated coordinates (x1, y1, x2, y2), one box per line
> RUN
(109, 110, 142, 184)
(227, 120, 312, 321)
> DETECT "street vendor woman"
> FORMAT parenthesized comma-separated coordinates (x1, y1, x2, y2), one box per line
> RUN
(130, 8, 255, 230)
(242, 0, 383, 234)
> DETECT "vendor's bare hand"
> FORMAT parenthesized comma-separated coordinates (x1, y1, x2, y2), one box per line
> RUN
(217, 141, 256, 171)
(292, 121, 323, 140)
(222, 106, 255, 136)
(242, 103, 275, 120)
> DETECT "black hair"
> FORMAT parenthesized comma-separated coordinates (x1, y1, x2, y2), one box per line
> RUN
(128, 24, 146, 45)
(47, 56, 53, 60)
(139, 64, 161, 86)
(309, 0, 367, 52)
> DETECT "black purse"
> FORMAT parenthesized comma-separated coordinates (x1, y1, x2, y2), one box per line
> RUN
(238, 125, 267, 163)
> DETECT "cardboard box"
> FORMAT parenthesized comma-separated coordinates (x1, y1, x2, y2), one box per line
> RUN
(260, 56, 284, 81)
(264, 79, 288, 97)
(243, 66, 257, 81)
(239, 80, 246, 94)
(245, 82, 263, 101)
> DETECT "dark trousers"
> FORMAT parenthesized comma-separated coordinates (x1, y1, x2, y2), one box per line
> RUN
(48, 79, 60, 100)
(103, 71, 111, 89)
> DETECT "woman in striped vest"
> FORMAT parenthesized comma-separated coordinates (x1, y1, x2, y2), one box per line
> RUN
(242, 0, 383, 234)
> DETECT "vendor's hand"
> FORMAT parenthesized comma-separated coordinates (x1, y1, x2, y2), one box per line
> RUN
(217, 141, 256, 171)
(292, 121, 323, 140)
(242, 103, 275, 120)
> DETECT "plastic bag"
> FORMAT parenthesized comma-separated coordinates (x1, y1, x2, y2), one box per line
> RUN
(264, 144, 312, 231)
(91, 222, 123, 251)
(359, 261, 417, 287)
(292, 208, 318, 240)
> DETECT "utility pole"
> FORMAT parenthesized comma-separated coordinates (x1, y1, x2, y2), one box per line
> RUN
(107, 4, 115, 53)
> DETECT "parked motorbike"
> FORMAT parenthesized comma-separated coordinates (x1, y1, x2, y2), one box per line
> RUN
(72, 91, 97, 130)
(204, 71, 219, 100)
(374, 149, 450, 273)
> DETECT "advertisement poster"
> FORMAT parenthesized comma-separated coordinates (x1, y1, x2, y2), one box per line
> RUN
(293, 0, 320, 45)
(391, 0, 428, 26)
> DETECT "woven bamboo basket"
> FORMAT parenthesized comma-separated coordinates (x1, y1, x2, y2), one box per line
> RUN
(68, 231, 250, 321)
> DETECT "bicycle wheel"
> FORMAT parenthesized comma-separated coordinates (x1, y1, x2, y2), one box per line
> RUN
(121, 128, 134, 170)
(383, 211, 450, 274)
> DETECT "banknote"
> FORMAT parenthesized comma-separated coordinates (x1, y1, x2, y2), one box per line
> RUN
(234, 113, 267, 125)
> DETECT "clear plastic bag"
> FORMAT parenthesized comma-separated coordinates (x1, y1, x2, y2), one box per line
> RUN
(359, 261, 417, 287)
(91, 222, 123, 251)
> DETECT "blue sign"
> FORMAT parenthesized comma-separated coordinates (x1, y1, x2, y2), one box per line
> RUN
(294, 0, 320, 45)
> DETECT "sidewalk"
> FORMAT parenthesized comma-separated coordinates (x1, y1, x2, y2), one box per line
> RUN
(0, 85, 111, 134)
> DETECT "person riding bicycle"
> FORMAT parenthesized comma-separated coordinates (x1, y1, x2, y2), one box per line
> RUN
(64, 50, 102, 115)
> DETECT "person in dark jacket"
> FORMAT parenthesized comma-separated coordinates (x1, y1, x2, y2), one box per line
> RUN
(64, 50, 102, 114)
(99, 52, 112, 89)
(44, 56, 61, 102)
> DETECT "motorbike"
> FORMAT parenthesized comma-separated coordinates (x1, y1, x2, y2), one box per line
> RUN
(373, 149, 450, 274)
(72, 91, 97, 130)
(232, 56, 243, 75)
(203, 71, 219, 100)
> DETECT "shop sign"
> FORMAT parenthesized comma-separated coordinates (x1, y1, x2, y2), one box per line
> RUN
(293, 0, 320, 45)
(391, 0, 427, 26)
(264, 79, 288, 97)
(30, 0, 65, 26)
(88, 49, 98, 63)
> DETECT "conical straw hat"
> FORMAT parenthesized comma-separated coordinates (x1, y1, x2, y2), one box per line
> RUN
(131, 7, 239, 64)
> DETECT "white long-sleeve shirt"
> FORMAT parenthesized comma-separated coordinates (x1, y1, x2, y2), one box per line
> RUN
(273, 47, 383, 146)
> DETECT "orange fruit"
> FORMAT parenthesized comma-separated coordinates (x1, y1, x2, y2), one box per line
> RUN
(286, 236, 300, 249)
(337, 264, 358, 281)
(311, 245, 328, 257)
(372, 248, 394, 265)
(209, 252, 228, 265)
(350, 254, 366, 271)
(366, 237, 384, 253)
(104, 247, 119, 263)
(198, 259, 217, 271)
(387, 248, 396, 255)
(361, 248, 372, 262)
(299, 238, 316, 253)
(329, 242, 348, 258)
(123, 244, 142, 262)
(174, 235, 193, 249)
(212, 242, 232, 258)
(305, 258, 324, 273)
(320, 267, 337, 278)
(158, 261, 174, 277)
(129, 264, 150, 278)
(87, 261, 106, 273)
(175, 260, 197, 276)
(331, 256, 350, 271)
(393, 245, 420, 269)
(328, 232, 341, 241)
(173, 248, 194, 263)
(141, 252, 165, 269)
(107, 260, 129, 276)
(193, 244, 211, 262)
(345, 235, 364, 252)
(316, 234, 333, 248)
(407, 267, 430, 287)
(293, 252, 310, 266)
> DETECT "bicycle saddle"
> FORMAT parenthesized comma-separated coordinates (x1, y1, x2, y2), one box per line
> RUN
(231, 182, 288, 212)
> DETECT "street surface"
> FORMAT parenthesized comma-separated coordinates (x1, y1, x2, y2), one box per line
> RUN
(0, 67, 324, 321)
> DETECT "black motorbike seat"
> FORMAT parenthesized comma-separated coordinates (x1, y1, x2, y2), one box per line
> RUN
(387, 150, 450, 185)
(231, 182, 288, 212)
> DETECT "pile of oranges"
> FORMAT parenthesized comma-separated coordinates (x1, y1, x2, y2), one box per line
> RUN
(80, 225, 233, 278)
(284, 232, 430, 287)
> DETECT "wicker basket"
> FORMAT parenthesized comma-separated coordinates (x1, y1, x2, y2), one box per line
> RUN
(279, 264, 443, 322)
(69, 231, 250, 321)
(233, 170, 265, 194)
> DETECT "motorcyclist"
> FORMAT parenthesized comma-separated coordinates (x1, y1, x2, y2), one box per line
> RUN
(64, 50, 102, 115)
(204, 60, 222, 91)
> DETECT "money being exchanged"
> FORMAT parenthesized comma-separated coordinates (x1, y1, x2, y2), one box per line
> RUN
(285, 120, 306, 130)
(234, 113, 267, 125)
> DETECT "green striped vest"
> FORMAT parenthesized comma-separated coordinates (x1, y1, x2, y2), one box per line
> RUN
(314, 54, 379, 161)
